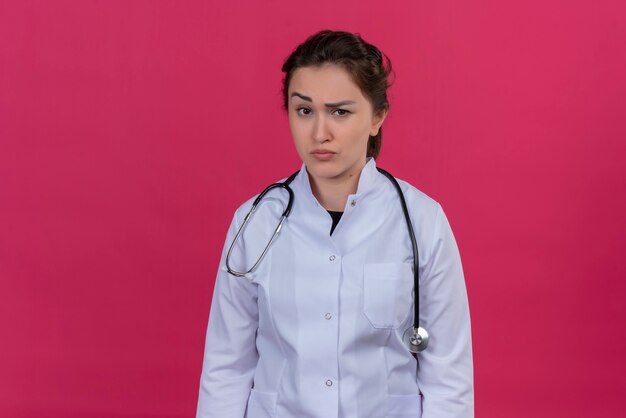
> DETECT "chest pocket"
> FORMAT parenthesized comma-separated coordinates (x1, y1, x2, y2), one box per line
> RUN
(363, 263, 414, 329)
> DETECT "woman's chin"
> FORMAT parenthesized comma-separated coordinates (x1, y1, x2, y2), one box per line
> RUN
(306, 164, 358, 185)
(305, 163, 338, 180)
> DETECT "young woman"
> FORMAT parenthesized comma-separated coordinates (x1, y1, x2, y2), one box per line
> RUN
(196, 30, 473, 418)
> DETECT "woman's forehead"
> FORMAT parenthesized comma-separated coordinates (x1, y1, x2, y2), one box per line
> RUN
(288, 65, 365, 102)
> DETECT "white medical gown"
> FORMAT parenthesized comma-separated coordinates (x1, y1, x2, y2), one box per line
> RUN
(196, 159, 473, 418)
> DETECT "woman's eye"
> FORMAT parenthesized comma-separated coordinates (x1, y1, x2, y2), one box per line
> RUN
(332, 109, 350, 116)
(296, 107, 311, 116)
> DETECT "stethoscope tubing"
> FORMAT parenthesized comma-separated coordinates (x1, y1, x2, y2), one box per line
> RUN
(375, 168, 420, 330)
(225, 168, 428, 352)
(225, 171, 298, 277)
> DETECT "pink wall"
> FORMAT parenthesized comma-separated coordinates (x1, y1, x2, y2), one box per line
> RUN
(1, 1, 625, 417)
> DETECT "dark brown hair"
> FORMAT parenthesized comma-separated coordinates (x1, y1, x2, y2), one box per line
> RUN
(281, 30, 393, 160)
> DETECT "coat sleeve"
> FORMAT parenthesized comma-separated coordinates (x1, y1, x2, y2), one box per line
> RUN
(196, 213, 259, 418)
(417, 204, 474, 418)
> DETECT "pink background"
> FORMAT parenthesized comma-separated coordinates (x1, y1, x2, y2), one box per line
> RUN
(1, 1, 625, 417)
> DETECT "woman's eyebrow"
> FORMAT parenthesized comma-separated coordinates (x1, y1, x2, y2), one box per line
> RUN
(291, 92, 356, 108)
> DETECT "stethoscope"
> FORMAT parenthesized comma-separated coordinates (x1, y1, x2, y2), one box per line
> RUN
(225, 168, 429, 353)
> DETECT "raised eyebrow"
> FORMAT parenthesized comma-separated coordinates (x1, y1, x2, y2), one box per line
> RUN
(324, 100, 356, 108)
(291, 92, 312, 102)
(290, 92, 355, 108)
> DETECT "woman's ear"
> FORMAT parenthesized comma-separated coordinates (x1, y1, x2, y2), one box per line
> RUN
(370, 108, 388, 136)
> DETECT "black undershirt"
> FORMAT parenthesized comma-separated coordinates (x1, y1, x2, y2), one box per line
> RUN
(328, 210, 343, 235)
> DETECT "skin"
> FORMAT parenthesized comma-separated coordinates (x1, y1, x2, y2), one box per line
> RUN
(287, 64, 387, 211)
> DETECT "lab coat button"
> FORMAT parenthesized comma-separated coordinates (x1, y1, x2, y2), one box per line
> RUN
(325, 379, 333, 387)
(325, 312, 332, 320)
(329, 255, 336, 261)
(351, 199, 357, 207)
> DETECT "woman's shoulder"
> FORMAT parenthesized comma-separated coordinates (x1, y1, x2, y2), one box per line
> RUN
(388, 176, 443, 221)
(386, 176, 458, 263)
(230, 174, 294, 227)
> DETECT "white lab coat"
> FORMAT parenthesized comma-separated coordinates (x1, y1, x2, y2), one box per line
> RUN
(196, 159, 473, 418)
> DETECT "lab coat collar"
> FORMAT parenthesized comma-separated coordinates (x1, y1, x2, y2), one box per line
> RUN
(293, 158, 383, 209)
(355, 158, 382, 197)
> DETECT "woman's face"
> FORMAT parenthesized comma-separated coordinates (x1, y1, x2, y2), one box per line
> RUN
(287, 64, 386, 185)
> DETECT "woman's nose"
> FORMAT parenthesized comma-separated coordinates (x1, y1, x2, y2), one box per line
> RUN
(313, 114, 331, 143)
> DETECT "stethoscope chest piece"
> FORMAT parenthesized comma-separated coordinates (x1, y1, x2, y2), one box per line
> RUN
(403, 326, 429, 353)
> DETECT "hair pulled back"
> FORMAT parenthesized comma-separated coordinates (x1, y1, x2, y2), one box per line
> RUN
(281, 30, 393, 160)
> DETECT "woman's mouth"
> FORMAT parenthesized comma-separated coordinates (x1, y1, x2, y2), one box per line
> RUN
(311, 149, 336, 161)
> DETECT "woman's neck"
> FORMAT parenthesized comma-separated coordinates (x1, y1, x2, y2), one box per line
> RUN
(308, 166, 364, 212)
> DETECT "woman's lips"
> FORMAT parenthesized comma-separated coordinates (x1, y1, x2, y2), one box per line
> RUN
(311, 150, 336, 161)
